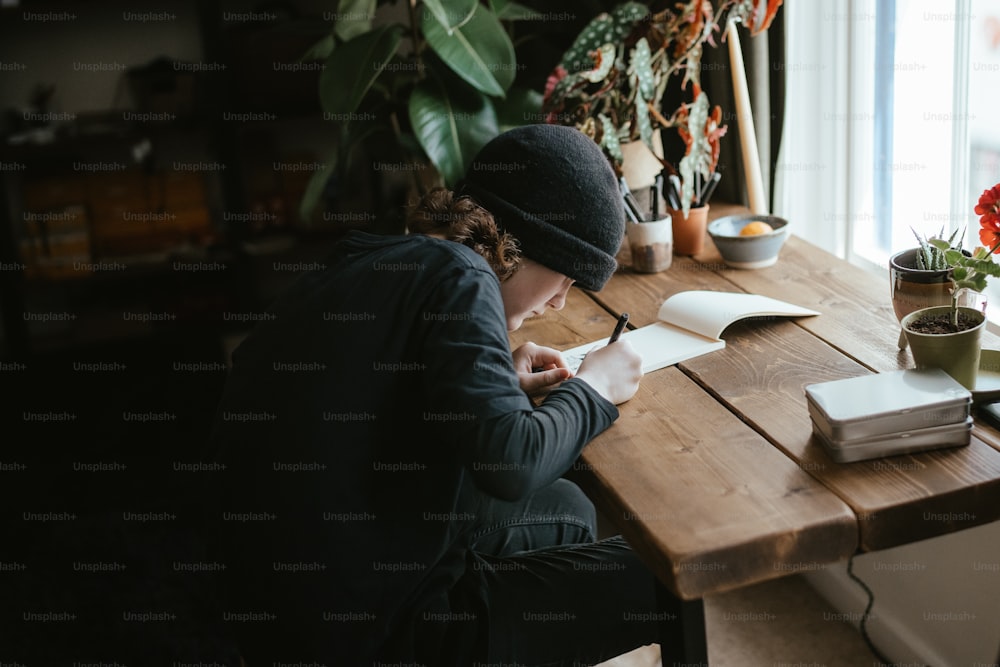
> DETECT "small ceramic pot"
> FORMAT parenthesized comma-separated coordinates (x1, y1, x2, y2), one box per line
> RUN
(901, 305, 986, 390)
(889, 248, 980, 350)
(626, 217, 673, 273)
(889, 248, 954, 319)
(671, 205, 709, 256)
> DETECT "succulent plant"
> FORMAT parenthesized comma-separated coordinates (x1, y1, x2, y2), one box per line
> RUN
(911, 226, 961, 271)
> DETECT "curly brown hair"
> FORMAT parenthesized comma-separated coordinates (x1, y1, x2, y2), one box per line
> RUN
(405, 187, 521, 282)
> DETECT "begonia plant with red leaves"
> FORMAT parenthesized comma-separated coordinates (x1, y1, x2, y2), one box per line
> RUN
(541, 0, 783, 215)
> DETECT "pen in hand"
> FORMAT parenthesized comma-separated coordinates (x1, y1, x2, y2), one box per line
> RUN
(608, 312, 629, 345)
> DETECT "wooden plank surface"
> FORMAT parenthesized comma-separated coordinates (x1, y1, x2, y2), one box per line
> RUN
(590, 215, 1000, 552)
(510, 276, 858, 599)
(573, 364, 856, 600)
(679, 319, 1000, 551)
(694, 231, 1000, 548)
(700, 233, 1000, 371)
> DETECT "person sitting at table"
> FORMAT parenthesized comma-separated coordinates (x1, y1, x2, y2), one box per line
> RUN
(207, 124, 660, 666)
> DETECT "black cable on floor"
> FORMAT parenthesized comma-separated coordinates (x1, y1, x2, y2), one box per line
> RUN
(846, 553, 904, 667)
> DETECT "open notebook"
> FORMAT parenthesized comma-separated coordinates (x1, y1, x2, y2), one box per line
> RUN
(560, 290, 820, 374)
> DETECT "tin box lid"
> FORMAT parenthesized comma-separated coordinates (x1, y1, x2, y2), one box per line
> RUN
(804, 368, 972, 426)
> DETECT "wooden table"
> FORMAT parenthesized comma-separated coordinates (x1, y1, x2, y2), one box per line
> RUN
(508, 203, 1000, 665)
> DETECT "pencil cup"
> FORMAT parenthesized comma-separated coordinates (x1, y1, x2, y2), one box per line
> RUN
(670, 205, 710, 256)
(626, 217, 673, 273)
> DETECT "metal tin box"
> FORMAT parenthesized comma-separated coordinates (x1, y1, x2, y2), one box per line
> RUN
(805, 368, 971, 442)
(812, 416, 973, 463)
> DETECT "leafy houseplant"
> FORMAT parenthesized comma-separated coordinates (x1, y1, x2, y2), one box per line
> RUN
(299, 0, 545, 224)
(923, 240, 999, 330)
(889, 226, 965, 349)
(541, 0, 782, 217)
(900, 182, 1000, 389)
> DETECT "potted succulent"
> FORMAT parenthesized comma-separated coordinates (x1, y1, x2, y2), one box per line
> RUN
(540, 0, 782, 218)
(900, 183, 1000, 389)
(889, 226, 963, 350)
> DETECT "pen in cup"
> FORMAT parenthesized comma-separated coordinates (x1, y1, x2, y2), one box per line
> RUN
(697, 171, 721, 207)
(622, 194, 642, 224)
(668, 175, 682, 209)
(608, 312, 629, 345)
(620, 177, 646, 222)
(651, 174, 662, 219)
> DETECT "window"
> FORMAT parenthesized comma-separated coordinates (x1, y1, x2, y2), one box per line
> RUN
(776, 0, 1000, 319)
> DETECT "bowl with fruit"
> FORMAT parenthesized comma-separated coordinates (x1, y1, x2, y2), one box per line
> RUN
(707, 214, 790, 269)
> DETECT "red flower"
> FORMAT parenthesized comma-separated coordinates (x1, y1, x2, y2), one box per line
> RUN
(978, 224, 1000, 252)
(976, 183, 1000, 252)
(976, 184, 1000, 224)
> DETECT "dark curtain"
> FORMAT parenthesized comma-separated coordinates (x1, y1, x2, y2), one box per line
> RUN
(659, 10, 786, 213)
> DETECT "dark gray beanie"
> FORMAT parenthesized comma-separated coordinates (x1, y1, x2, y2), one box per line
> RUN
(457, 124, 624, 292)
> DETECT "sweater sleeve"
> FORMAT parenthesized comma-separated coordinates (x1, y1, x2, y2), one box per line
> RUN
(416, 261, 619, 502)
(469, 378, 618, 500)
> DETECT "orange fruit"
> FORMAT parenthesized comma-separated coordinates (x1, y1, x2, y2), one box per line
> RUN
(740, 220, 774, 236)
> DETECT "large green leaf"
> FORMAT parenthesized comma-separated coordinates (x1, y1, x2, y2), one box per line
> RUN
(409, 72, 499, 187)
(320, 24, 402, 115)
(422, 0, 477, 33)
(422, 3, 516, 98)
(333, 0, 377, 41)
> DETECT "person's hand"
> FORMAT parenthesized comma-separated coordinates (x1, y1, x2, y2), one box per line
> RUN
(512, 342, 572, 399)
(574, 338, 642, 405)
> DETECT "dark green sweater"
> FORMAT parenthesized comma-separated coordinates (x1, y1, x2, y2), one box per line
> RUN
(209, 231, 617, 664)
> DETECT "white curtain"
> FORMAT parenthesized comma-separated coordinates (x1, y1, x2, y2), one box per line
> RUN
(773, 0, 876, 264)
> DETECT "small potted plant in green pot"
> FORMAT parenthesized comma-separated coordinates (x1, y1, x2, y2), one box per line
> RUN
(901, 182, 1000, 389)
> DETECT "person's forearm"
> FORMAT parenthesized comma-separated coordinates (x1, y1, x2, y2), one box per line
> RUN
(464, 379, 617, 501)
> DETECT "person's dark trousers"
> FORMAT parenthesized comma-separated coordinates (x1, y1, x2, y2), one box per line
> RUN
(427, 478, 661, 667)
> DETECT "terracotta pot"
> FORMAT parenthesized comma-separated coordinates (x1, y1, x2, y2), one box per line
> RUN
(901, 305, 986, 390)
(670, 205, 709, 256)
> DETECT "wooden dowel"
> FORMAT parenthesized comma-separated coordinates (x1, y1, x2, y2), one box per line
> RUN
(727, 20, 768, 215)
